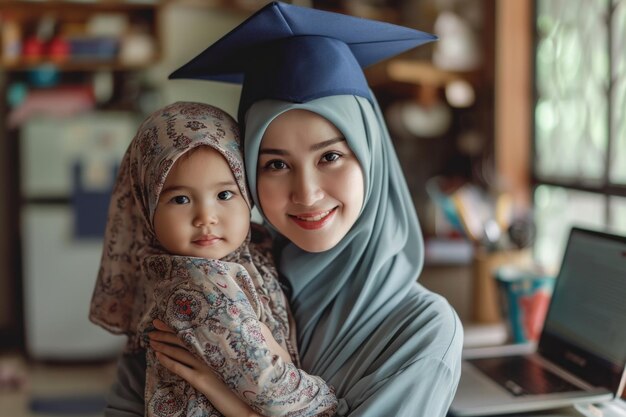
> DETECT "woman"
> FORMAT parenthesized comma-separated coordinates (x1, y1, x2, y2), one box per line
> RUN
(105, 3, 463, 416)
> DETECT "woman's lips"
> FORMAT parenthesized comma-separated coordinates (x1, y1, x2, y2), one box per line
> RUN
(289, 208, 337, 230)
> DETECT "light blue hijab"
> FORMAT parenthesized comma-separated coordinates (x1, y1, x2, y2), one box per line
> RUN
(244, 94, 462, 416)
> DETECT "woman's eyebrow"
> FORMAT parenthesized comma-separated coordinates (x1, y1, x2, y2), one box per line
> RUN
(259, 148, 289, 156)
(310, 137, 345, 151)
(259, 137, 345, 155)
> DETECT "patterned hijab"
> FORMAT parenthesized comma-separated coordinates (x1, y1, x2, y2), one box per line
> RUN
(89, 101, 253, 351)
(244, 94, 426, 390)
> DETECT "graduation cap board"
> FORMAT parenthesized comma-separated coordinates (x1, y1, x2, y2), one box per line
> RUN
(169, 1, 437, 120)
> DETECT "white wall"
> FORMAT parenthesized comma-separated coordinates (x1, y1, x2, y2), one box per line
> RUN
(146, 4, 246, 120)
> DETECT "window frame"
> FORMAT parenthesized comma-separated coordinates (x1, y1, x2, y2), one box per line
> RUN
(531, 0, 626, 227)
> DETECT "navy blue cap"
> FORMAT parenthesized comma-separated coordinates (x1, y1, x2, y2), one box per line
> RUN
(169, 1, 437, 120)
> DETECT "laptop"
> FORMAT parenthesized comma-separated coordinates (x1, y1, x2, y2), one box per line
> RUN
(450, 226, 626, 416)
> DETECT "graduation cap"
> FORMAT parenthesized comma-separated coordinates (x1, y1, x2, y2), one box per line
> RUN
(169, 1, 437, 121)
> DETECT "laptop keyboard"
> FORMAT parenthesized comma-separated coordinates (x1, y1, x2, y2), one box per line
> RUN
(468, 355, 585, 396)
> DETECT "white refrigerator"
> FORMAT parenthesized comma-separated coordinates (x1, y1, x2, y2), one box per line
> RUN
(20, 112, 138, 360)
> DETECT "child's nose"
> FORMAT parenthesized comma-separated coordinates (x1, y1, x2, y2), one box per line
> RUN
(193, 206, 218, 227)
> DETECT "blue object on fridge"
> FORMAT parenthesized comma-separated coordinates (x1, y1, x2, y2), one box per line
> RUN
(71, 162, 116, 239)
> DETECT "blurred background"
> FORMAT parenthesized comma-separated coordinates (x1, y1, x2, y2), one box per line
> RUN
(0, 0, 624, 415)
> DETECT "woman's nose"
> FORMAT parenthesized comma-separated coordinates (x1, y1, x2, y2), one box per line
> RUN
(193, 205, 218, 227)
(291, 170, 324, 206)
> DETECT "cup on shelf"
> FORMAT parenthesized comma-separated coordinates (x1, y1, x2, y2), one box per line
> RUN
(496, 266, 555, 343)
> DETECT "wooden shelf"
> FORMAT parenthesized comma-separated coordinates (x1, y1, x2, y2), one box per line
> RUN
(0, 1, 160, 14)
(0, 0, 162, 73)
(2, 59, 158, 71)
(366, 59, 484, 88)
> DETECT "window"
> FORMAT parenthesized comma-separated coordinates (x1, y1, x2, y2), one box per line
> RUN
(533, 0, 626, 268)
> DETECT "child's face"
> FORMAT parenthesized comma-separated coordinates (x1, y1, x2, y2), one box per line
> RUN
(153, 146, 250, 259)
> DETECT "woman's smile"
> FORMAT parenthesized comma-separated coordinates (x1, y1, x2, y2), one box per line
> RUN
(289, 207, 337, 230)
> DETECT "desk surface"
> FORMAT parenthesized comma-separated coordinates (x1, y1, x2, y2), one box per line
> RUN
(453, 400, 626, 417)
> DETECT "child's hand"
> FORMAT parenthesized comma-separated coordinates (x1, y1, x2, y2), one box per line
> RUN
(149, 319, 184, 347)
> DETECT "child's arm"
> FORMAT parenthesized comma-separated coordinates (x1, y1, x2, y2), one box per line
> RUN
(154, 257, 337, 417)
(150, 336, 263, 417)
(258, 322, 293, 364)
(152, 319, 291, 365)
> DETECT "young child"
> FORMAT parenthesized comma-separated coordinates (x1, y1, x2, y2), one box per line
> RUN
(89, 101, 337, 417)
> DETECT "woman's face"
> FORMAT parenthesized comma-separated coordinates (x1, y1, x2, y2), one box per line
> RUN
(257, 109, 364, 252)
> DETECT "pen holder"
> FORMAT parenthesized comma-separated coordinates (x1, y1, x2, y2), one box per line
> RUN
(471, 248, 531, 323)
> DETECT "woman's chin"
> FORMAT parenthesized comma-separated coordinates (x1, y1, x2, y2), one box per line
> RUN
(290, 236, 341, 253)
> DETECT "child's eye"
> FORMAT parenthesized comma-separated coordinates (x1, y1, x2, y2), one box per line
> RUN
(217, 191, 234, 201)
(170, 195, 190, 204)
(321, 152, 341, 163)
(263, 160, 288, 171)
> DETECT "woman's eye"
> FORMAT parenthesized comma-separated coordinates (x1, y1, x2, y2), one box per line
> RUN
(170, 195, 190, 204)
(217, 191, 234, 201)
(264, 160, 288, 170)
(321, 152, 341, 163)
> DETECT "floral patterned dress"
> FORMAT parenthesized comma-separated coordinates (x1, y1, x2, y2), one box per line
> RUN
(139, 230, 337, 417)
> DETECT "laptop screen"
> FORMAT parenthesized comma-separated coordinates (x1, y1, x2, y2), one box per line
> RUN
(539, 227, 626, 393)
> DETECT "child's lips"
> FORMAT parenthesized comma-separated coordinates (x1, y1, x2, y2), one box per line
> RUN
(192, 235, 222, 246)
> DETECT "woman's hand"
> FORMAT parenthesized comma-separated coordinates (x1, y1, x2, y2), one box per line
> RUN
(149, 319, 264, 417)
